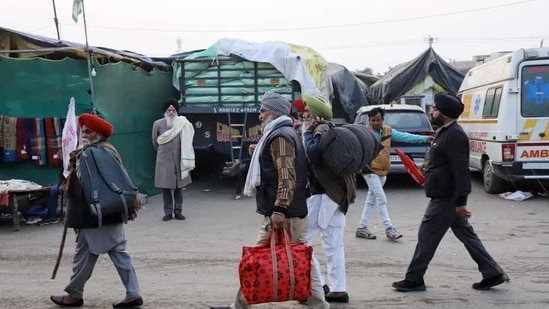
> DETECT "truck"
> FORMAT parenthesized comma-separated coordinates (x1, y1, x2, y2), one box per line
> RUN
(173, 54, 300, 198)
(457, 47, 549, 193)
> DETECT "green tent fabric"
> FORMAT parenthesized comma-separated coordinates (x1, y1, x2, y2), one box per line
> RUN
(0, 56, 178, 195)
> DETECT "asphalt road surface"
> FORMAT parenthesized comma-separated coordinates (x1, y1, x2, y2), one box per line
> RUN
(1, 173, 548, 309)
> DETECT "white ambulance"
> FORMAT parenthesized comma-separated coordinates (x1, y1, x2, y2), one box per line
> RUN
(458, 47, 549, 193)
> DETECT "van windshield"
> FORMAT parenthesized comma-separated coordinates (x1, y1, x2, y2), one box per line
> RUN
(521, 65, 549, 117)
(359, 110, 431, 131)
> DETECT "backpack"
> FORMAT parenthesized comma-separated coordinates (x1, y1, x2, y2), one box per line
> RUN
(319, 123, 382, 177)
(79, 144, 139, 226)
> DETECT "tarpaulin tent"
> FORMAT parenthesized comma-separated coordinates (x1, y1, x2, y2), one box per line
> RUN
(369, 47, 464, 105)
(0, 27, 178, 195)
(328, 63, 370, 123)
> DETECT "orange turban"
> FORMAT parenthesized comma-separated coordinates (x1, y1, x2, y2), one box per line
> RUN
(78, 113, 114, 138)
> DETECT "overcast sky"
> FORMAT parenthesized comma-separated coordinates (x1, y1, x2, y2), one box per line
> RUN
(2, 0, 548, 74)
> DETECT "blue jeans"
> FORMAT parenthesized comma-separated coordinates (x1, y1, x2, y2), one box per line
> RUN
(357, 174, 393, 229)
(47, 183, 60, 218)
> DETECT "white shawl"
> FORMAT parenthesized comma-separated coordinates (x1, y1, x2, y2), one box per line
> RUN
(157, 116, 195, 179)
(243, 116, 291, 197)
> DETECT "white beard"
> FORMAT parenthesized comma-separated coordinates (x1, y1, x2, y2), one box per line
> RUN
(302, 116, 315, 131)
(261, 115, 276, 129)
(79, 135, 102, 148)
(165, 113, 176, 128)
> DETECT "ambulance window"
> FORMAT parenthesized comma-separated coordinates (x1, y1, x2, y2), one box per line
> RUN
(492, 87, 502, 116)
(482, 87, 501, 118)
(521, 65, 549, 117)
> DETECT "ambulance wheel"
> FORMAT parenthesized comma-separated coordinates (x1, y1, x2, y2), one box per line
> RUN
(483, 162, 507, 194)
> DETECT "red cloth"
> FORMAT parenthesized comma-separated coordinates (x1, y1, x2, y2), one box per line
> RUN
(239, 229, 312, 305)
(78, 113, 113, 138)
(0, 193, 9, 207)
(44, 117, 62, 167)
(16, 118, 31, 161)
(293, 98, 305, 114)
(395, 148, 425, 185)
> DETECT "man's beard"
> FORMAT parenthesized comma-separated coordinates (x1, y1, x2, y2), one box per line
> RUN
(430, 113, 445, 128)
(302, 116, 314, 131)
(261, 115, 276, 129)
(165, 113, 176, 128)
(79, 136, 102, 148)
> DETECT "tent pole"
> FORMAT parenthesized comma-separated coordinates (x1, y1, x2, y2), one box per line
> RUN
(51, 0, 61, 40)
(81, 0, 97, 114)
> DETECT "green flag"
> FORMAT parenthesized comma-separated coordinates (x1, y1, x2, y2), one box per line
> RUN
(72, 0, 83, 23)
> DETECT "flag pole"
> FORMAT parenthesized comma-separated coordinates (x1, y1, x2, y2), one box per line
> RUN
(51, 0, 61, 40)
(80, 0, 97, 114)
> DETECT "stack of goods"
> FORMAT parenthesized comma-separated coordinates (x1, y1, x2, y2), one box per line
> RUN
(0, 179, 44, 207)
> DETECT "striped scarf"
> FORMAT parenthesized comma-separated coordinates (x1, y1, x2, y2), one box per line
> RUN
(30, 118, 47, 166)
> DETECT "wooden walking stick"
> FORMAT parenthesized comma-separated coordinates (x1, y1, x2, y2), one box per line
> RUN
(51, 224, 68, 280)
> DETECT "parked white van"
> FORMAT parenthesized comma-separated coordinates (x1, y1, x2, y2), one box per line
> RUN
(458, 47, 549, 193)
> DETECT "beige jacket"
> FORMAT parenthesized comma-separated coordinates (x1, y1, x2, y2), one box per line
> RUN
(366, 124, 392, 176)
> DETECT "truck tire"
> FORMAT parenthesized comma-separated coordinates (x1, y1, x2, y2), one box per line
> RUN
(483, 161, 507, 194)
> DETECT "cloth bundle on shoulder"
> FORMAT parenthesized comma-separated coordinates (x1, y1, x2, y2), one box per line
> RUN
(79, 145, 139, 226)
(239, 229, 312, 305)
(320, 123, 382, 177)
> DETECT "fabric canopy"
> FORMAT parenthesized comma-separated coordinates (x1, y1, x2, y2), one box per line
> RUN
(369, 47, 464, 105)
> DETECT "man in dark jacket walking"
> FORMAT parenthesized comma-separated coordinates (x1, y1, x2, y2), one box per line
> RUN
(50, 114, 142, 308)
(392, 93, 507, 292)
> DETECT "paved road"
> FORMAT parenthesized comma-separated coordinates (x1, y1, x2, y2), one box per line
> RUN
(1, 173, 548, 308)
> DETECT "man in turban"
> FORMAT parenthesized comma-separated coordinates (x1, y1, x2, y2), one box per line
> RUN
(393, 93, 508, 292)
(152, 99, 195, 222)
(301, 95, 353, 303)
(211, 92, 329, 309)
(50, 113, 143, 308)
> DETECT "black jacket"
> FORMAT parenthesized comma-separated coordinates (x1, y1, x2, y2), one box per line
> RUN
(423, 121, 471, 206)
(255, 119, 308, 218)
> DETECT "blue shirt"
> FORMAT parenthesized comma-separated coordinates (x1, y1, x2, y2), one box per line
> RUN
(371, 127, 429, 144)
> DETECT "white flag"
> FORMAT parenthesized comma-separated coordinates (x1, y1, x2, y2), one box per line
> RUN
(61, 97, 78, 177)
(72, 0, 83, 23)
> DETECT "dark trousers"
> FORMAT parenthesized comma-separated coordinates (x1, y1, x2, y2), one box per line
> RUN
(162, 188, 183, 216)
(405, 197, 504, 282)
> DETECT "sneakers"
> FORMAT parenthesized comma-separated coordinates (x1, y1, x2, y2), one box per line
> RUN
(162, 214, 172, 221)
(386, 227, 403, 240)
(392, 279, 426, 292)
(25, 217, 41, 225)
(356, 227, 376, 239)
(38, 217, 59, 225)
(472, 274, 507, 290)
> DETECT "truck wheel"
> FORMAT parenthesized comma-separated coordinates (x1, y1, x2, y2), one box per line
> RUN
(483, 162, 507, 194)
